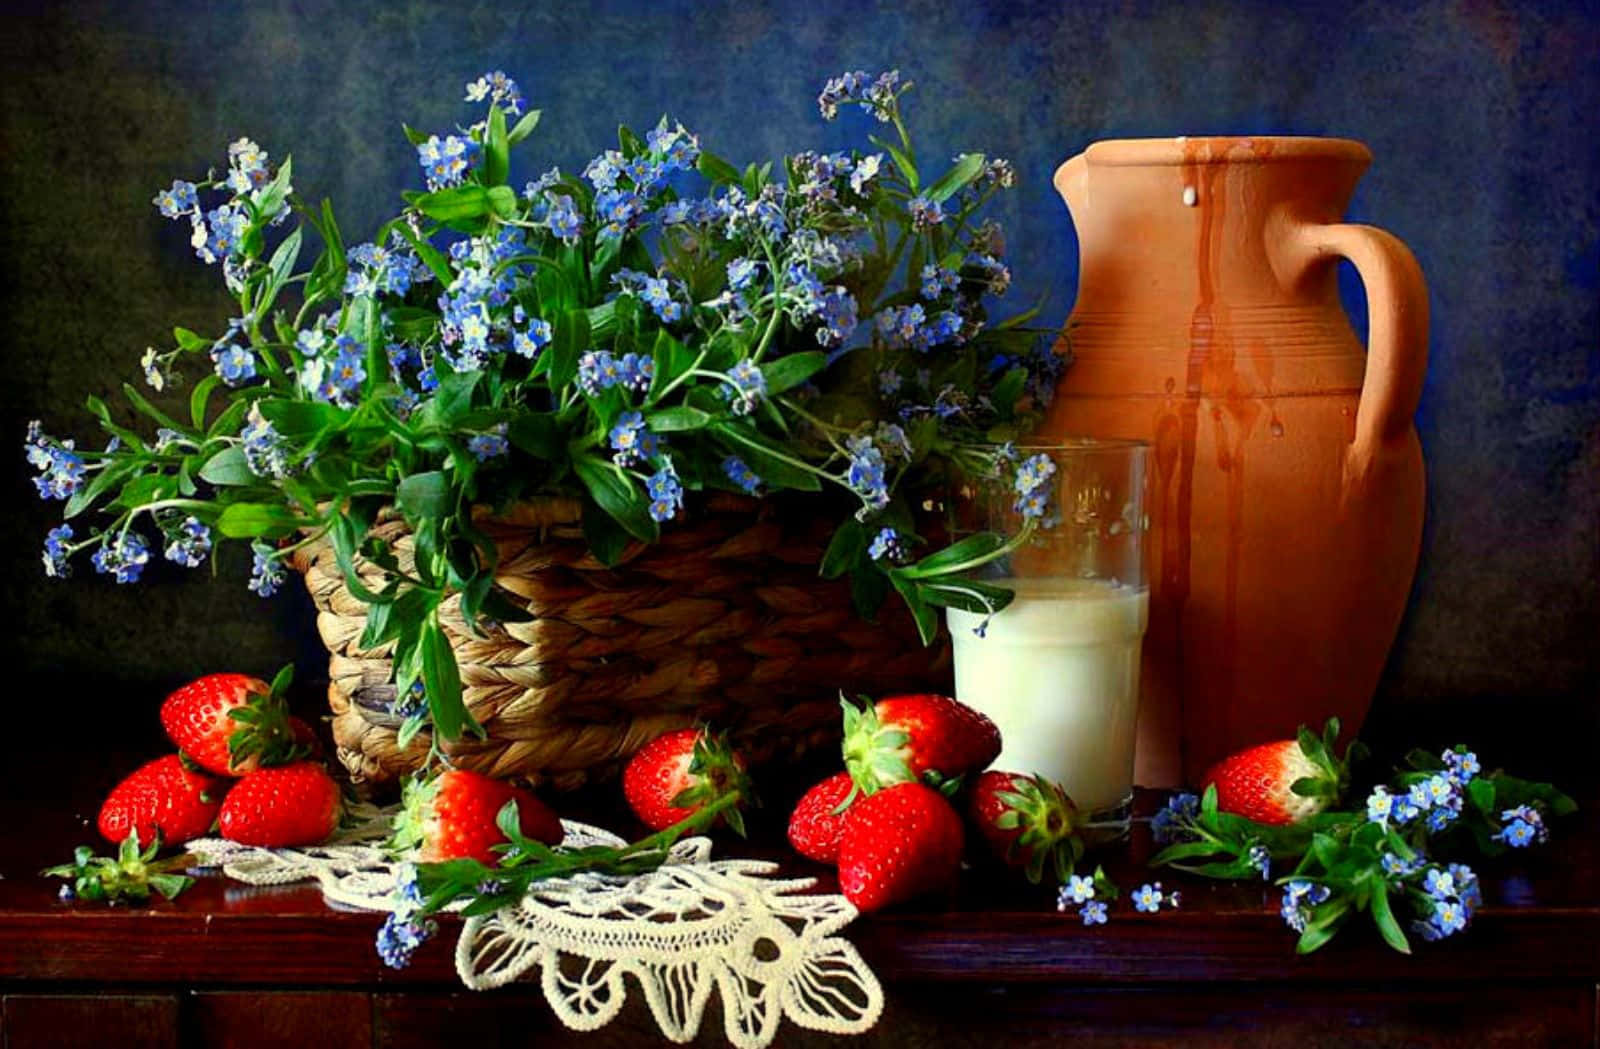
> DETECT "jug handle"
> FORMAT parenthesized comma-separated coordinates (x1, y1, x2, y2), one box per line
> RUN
(1277, 220, 1429, 465)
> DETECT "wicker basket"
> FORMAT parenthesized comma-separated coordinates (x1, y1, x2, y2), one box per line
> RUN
(292, 494, 950, 790)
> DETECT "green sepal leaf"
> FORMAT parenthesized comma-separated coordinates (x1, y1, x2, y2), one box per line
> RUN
(1290, 777, 1338, 798)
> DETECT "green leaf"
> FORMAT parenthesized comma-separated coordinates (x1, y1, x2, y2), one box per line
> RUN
(761, 351, 828, 396)
(189, 374, 221, 430)
(396, 712, 427, 750)
(696, 150, 742, 185)
(506, 108, 543, 146)
(199, 446, 256, 486)
(902, 531, 1006, 578)
(549, 308, 589, 391)
(120, 382, 185, 433)
(646, 406, 713, 432)
(913, 578, 1014, 615)
(889, 572, 939, 645)
(421, 368, 482, 428)
(1309, 832, 1341, 869)
(253, 156, 294, 223)
(173, 327, 210, 351)
(989, 367, 1027, 415)
(581, 499, 632, 567)
(872, 136, 919, 192)
(710, 423, 821, 492)
(484, 104, 509, 186)
(63, 458, 139, 519)
(1404, 748, 1444, 772)
(820, 519, 864, 580)
(256, 226, 303, 318)
(924, 152, 986, 205)
(397, 471, 451, 522)
(850, 562, 889, 620)
(257, 398, 347, 438)
(330, 515, 394, 606)
(413, 185, 493, 224)
(486, 185, 519, 219)
(1150, 840, 1231, 865)
(507, 415, 561, 459)
(420, 612, 472, 741)
(216, 502, 301, 539)
(394, 223, 454, 285)
(572, 454, 658, 543)
(1368, 883, 1411, 954)
(648, 329, 695, 397)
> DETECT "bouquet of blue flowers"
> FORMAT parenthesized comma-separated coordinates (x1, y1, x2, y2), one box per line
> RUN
(25, 69, 1063, 761)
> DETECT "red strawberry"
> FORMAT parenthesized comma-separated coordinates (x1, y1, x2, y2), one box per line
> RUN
(97, 755, 225, 848)
(968, 771, 1083, 883)
(218, 761, 342, 847)
(622, 726, 751, 834)
(841, 693, 1001, 793)
(1199, 719, 1356, 826)
(392, 769, 563, 865)
(160, 669, 310, 776)
(787, 771, 855, 863)
(837, 782, 964, 914)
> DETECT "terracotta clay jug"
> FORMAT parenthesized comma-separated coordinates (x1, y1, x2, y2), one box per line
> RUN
(1043, 137, 1428, 786)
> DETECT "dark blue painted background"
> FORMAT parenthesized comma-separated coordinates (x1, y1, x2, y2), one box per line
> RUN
(2, 0, 1595, 752)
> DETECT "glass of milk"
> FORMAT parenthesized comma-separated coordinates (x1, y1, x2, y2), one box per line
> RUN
(945, 440, 1149, 836)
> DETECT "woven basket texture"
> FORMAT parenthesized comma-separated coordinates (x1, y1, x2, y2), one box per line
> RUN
(292, 495, 950, 790)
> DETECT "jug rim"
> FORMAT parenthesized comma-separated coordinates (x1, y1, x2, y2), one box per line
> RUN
(1081, 136, 1371, 167)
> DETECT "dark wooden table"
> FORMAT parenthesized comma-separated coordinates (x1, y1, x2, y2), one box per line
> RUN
(1, 750, 1595, 1048)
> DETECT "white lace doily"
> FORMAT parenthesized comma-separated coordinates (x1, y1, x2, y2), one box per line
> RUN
(187, 808, 883, 1048)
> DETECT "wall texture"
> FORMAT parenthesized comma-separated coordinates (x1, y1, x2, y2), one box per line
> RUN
(2, 0, 1594, 757)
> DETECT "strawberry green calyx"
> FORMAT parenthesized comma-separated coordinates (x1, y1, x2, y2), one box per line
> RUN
(44, 830, 195, 904)
(672, 728, 755, 838)
(225, 663, 307, 770)
(840, 694, 913, 797)
(1289, 718, 1367, 807)
(995, 774, 1086, 884)
(388, 772, 436, 855)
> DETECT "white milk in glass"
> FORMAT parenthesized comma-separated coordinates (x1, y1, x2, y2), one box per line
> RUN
(947, 578, 1149, 815)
